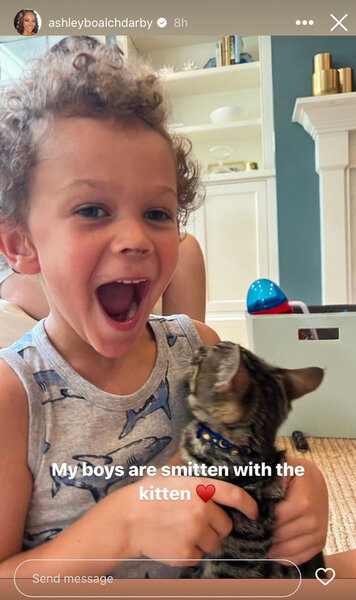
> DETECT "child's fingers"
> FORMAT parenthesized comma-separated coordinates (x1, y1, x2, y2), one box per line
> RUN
(269, 533, 320, 562)
(165, 547, 203, 568)
(204, 479, 258, 520)
(197, 526, 222, 554)
(273, 478, 301, 526)
(206, 502, 233, 539)
(269, 544, 322, 567)
(272, 515, 314, 544)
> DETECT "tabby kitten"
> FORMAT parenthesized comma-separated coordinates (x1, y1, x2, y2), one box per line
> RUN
(180, 342, 325, 578)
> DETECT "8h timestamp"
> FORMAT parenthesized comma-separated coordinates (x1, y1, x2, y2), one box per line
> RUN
(174, 17, 188, 28)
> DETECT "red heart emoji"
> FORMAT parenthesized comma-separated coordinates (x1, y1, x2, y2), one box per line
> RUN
(196, 484, 216, 502)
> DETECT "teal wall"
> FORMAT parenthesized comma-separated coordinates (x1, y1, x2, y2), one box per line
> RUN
(271, 36, 356, 305)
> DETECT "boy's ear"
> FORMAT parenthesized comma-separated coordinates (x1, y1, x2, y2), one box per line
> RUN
(0, 229, 40, 274)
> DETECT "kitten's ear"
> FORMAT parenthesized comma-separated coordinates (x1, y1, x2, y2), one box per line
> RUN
(285, 367, 324, 400)
(186, 347, 207, 393)
(215, 344, 249, 396)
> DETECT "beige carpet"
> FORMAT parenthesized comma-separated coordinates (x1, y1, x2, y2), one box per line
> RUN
(277, 437, 356, 555)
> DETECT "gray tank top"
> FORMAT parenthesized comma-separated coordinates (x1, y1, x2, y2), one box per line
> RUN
(0, 314, 201, 578)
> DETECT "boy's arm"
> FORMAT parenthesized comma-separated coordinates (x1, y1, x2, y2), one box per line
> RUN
(162, 234, 206, 322)
(0, 273, 49, 320)
(0, 358, 131, 577)
(191, 320, 220, 345)
(0, 360, 33, 564)
(269, 456, 328, 564)
(0, 493, 131, 578)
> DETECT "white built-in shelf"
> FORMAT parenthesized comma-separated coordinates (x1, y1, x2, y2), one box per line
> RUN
(161, 62, 260, 97)
(131, 35, 224, 52)
(172, 119, 262, 144)
(118, 35, 273, 170)
(203, 168, 275, 183)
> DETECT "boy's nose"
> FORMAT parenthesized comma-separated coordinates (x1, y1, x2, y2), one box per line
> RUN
(111, 219, 154, 256)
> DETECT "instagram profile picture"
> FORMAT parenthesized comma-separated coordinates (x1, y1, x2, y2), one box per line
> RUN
(14, 9, 41, 36)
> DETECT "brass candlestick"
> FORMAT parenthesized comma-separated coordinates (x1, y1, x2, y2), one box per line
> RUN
(313, 53, 331, 72)
(338, 68, 353, 93)
(312, 69, 339, 96)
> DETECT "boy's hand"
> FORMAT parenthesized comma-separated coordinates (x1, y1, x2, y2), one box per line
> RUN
(121, 475, 258, 566)
(268, 457, 328, 565)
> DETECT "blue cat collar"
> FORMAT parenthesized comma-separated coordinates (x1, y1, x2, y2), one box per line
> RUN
(196, 423, 250, 456)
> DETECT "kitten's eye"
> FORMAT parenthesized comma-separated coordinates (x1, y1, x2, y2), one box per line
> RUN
(75, 205, 108, 219)
(145, 209, 172, 221)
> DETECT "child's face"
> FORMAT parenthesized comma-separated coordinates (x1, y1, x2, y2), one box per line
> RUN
(26, 117, 179, 358)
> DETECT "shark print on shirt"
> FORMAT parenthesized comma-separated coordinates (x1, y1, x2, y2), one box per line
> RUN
(32, 370, 86, 404)
(119, 363, 171, 439)
(23, 528, 63, 546)
(49, 435, 171, 502)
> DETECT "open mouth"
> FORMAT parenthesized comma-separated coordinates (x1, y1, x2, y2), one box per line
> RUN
(96, 279, 150, 323)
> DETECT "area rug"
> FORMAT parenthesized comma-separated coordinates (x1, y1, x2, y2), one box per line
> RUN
(277, 437, 356, 555)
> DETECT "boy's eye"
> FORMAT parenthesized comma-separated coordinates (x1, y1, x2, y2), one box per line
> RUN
(75, 205, 108, 219)
(145, 209, 172, 221)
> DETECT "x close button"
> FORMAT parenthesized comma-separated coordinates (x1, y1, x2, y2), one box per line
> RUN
(330, 13, 348, 31)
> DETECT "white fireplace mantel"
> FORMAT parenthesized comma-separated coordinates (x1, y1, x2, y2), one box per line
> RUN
(293, 92, 356, 304)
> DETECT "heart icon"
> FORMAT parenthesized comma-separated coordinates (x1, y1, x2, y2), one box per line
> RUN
(196, 484, 216, 502)
(315, 568, 336, 585)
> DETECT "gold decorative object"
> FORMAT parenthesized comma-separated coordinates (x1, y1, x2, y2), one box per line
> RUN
(338, 68, 353, 93)
(313, 53, 331, 72)
(312, 69, 339, 96)
(312, 53, 353, 96)
(245, 162, 258, 170)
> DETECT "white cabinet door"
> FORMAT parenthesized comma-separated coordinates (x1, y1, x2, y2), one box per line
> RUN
(188, 178, 277, 344)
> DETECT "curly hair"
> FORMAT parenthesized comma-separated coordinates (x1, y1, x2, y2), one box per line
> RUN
(0, 38, 204, 230)
(15, 9, 39, 35)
